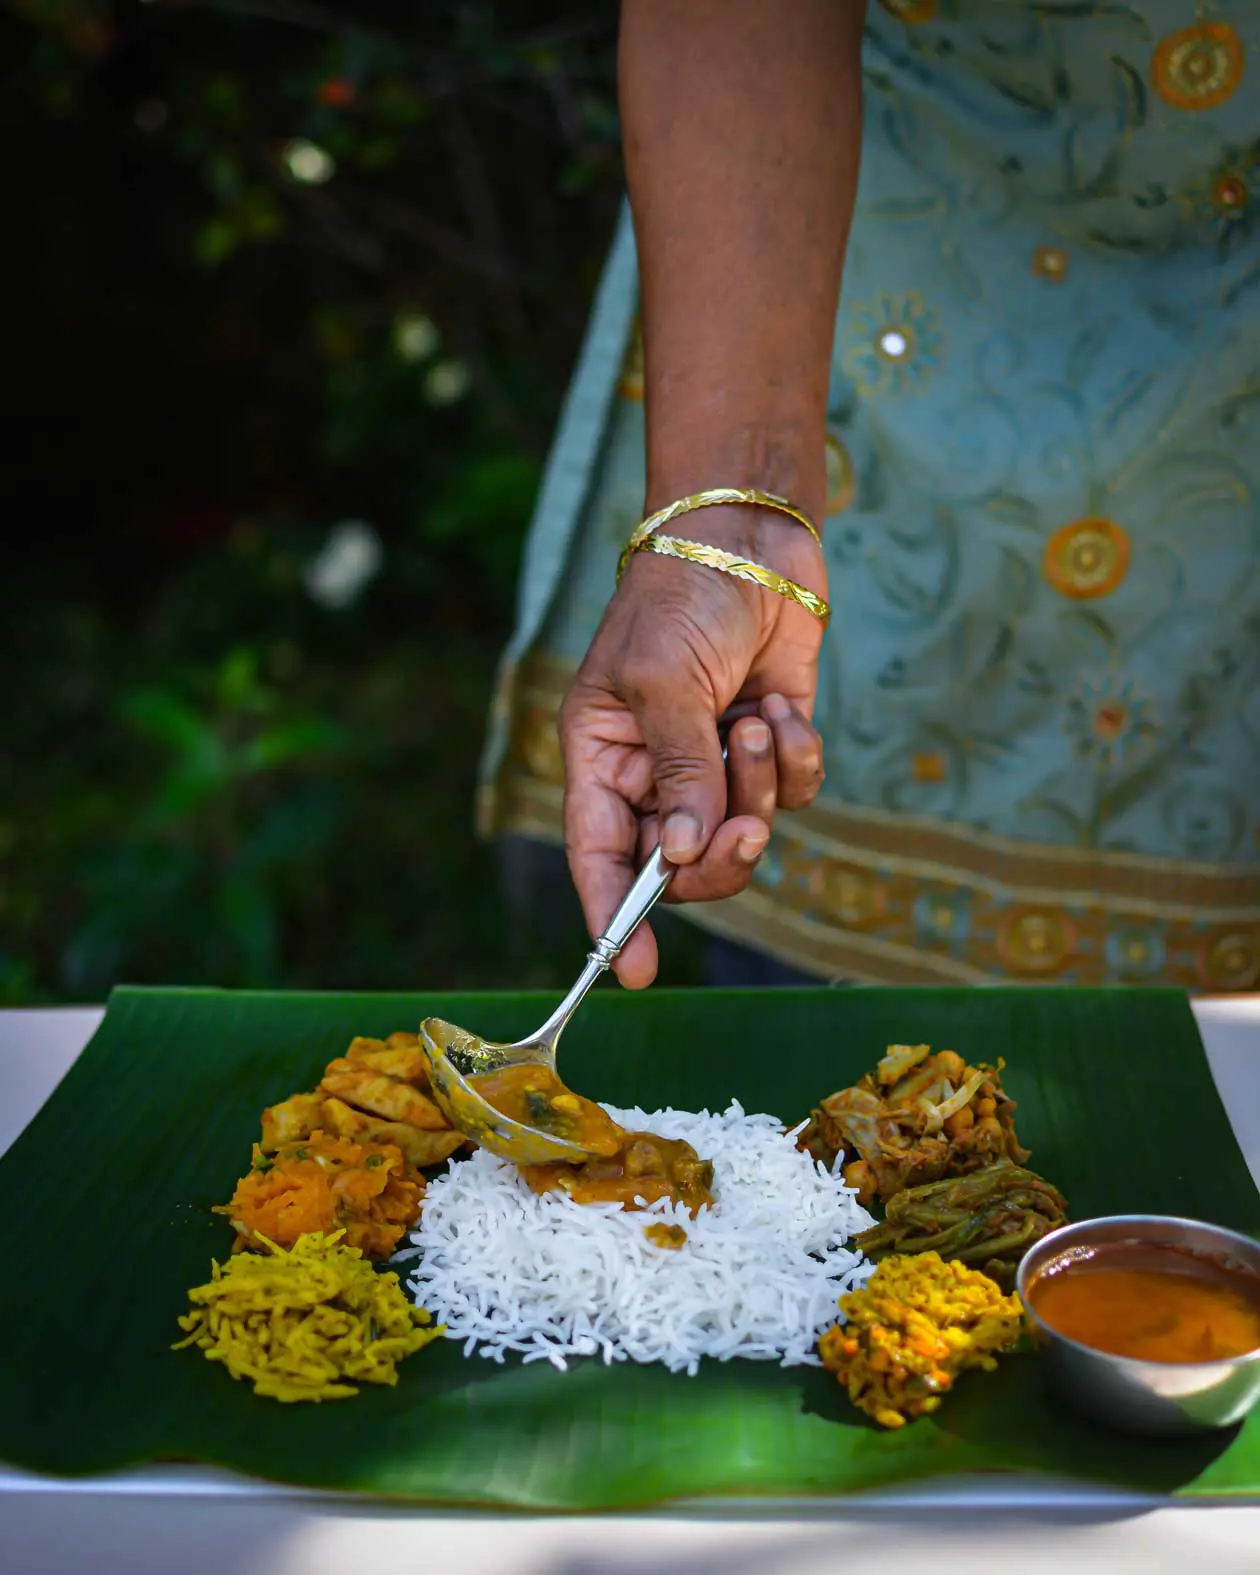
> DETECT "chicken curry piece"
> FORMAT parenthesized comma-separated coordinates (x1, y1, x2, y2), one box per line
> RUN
(520, 1132, 715, 1214)
(468, 1062, 626, 1158)
(259, 1031, 468, 1173)
(225, 1029, 468, 1262)
(320, 1059, 450, 1130)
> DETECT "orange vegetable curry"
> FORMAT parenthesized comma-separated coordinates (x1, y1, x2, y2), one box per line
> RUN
(1027, 1240, 1260, 1364)
(216, 1132, 423, 1261)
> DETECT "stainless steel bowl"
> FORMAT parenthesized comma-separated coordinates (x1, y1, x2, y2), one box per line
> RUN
(1017, 1215, 1260, 1438)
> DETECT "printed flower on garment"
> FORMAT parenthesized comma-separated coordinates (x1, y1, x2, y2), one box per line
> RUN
(1064, 676, 1159, 770)
(824, 432, 857, 517)
(1210, 169, 1251, 218)
(1031, 245, 1070, 283)
(618, 317, 644, 402)
(996, 908, 1076, 976)
(879, 0, 937, 24)
(911, 751, 948, 783)
(1043, 516, 1131, 600)
(1151, 23, 1245, 113)
(794, 859, 887, 929)
(821, 866, 887, 929)
(1180, 153, 1258, 244)
(751, 845, 785, 892)
(842, 294, 943, 398)
(1198, 929, 1260, 991)
(517, 706, 565, 786)
(914, 888, 971, 944)
(1104, 926, 1168, 981)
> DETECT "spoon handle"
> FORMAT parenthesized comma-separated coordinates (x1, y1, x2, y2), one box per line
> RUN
(592, 846, 674, 964)
(592, 741, 729, 966)
(532, 847, 674, 1044)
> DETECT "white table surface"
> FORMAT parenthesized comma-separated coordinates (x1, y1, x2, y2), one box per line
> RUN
(1, 999, 1258, 1575)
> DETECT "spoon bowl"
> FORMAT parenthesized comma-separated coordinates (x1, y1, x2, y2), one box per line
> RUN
(419, 1017, 601, 1166)
(419, 846, 674, 1166)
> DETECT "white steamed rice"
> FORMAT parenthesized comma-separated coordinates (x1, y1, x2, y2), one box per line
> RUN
(401, 1100, 875, 1374)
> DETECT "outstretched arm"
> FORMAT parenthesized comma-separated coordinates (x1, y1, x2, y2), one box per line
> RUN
(623, 0, 864, 523)
(560, 0, 866, 986)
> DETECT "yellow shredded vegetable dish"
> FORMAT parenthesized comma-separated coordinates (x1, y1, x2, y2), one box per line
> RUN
(175, 1028, 462, 1402)
(819, 1251, 1023, 1429)
(173, 1231, 444, 1402)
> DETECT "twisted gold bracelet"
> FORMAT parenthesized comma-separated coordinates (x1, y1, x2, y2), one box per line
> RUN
(626, 532, 831, 624)
(615, 486, 821, 585)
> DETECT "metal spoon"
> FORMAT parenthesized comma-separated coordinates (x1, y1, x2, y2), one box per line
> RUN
(419, 846, 674, 1166)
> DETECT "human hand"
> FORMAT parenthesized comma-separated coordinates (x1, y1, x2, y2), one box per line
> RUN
(558, 506, 827, 988)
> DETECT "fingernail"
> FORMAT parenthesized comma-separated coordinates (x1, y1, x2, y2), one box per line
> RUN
(742, 720, 771, 754)
(762, 693, 790, 723)
(662, 811, 704, 862)
(736, 831, 769, 863)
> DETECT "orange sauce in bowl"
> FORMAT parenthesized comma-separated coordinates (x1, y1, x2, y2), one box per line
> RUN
(1027, 1241, 1260, 1364)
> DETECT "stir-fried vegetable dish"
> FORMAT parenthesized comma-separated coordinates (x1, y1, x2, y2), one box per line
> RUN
(800, 1043, 1029, 1207)
(856, 1159, 1069, 1289)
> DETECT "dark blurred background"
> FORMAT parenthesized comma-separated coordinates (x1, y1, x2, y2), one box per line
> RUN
(0, 0, 705, 1003)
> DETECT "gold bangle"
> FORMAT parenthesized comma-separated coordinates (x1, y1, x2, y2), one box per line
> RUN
(626, 531, 830, 624)
(616, 486, 821, 584)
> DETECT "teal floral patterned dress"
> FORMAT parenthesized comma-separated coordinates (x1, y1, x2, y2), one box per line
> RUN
(481, 1, 1260, 991)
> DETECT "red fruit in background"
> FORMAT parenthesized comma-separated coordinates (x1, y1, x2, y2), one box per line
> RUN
(318, 79, 356, 108)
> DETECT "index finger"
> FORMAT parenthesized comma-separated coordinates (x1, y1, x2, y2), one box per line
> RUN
(564, 771, 660, 991)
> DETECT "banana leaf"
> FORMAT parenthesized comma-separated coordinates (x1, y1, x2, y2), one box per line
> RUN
(0, 984, 1257, 1508)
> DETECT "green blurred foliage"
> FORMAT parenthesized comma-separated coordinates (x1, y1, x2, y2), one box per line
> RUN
(71, 648, 349, 990)
(0, 0, 697, 1004)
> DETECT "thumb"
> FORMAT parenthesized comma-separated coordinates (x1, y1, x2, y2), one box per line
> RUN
(629, 682, 727, 866)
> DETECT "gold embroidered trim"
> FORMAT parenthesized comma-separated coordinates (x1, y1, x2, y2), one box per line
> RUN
(480, 654, 1260, 990)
